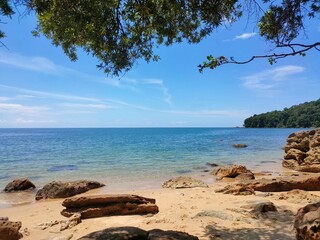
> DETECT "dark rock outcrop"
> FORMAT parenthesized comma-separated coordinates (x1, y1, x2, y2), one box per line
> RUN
(294, 202, 320, 240)
(78, 227, 148, 240)
(148, 229, 199, 240)
(4, 178, 35, 192)
(61, 194, 159, 219)
(216, 176, 320, 194)
(162, 176, 208, 189)
(283, 129, 320, 172)
(35, 180, 105, 200)
(0, 220, 22, 240)
(233, 144, 248, 148)
(77, 227, 199, 240)
(211, 165, 255, 180)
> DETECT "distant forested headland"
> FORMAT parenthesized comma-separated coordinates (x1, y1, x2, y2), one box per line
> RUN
(244, 99, 320, 128)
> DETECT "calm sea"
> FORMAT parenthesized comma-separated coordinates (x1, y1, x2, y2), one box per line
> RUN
(0, 128, 305, 199)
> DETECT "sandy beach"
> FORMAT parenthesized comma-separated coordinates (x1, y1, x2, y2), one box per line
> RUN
(2, 164, 320, 240)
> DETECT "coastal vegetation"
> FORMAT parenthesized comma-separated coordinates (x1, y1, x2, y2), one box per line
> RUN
(244, 99, 320, 128)
(1, 1, 319, 76)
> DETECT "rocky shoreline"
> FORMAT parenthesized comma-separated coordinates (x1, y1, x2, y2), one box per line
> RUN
(1, 129, 319, 240)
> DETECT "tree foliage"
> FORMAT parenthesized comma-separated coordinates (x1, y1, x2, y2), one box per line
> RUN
(1, 0, 319, 75)
(244, 99, 320, 128)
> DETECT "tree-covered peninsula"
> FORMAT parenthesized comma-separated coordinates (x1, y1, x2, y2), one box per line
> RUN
(244, 99, 320, 128)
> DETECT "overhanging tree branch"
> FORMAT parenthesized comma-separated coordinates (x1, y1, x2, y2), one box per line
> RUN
(198, 42, 320, 72)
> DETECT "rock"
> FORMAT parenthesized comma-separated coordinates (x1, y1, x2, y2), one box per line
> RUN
(0, 220, 23, 240)
(294, 202, 320, 240)
(212, 165, 254, 180)
(275, 189, 320, 205)
(282, 159, 300, 170)
(235, 172, 255, 180)
(284, 148, 307, 164)
(35, 180, 105, 200)
(250, 202, 277, 214)
(206, 162, 219, 167)
(215, 184, 255, 195)
(60, 213, 81, 231)
(77, 227, 199, 240)
(215, 176, 320, 194)
(42, 234, 73, 240)
(4, 178, 35, 192)
(148, 229, 199, 240)
(283, 129, 320, 172)
(162, 176, 208, 189)
(77, 226, 149, 240)
(233, 144, 248, 148)
(61, 194, 159, 219)
(194, 210, 235, 221)
(298, 164, 320, 173)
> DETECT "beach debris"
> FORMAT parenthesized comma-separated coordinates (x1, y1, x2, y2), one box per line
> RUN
(283, 128, 320, 173)
(294, 201, 320, 240)
(162, 176, 208, 189)
(35, 180, 105, 200)
(36, 220, 59, 230)
(233, 143, 248, 148)
(60, 213, 81, 231)
(61, 194, 159, 219)
(0, 220, 23, 240)
(35, 214, 81, 232)
(215, 176, 320, 194)
(0, 217, 8, 221)
(4, 178, 36, 192)
(77, 226, 199, 240)
(211, 164, 254, 180)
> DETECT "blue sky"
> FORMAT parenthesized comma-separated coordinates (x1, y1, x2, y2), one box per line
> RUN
(0, 10, 319, 128)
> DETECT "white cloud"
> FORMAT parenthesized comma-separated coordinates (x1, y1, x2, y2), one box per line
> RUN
(143, 79, 172, 104)
(0, 52, 58, 73)
(0, 103, 49, 114)
(242, 65, 305, 92)
(0, 84, 104, 103)
(0, 96, 11, 101)
(15, 118, 56, 124)
(59, 103, 115, 109)
(234, 32, 257, 40)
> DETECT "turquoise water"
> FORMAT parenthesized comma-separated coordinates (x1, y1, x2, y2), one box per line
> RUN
(0, 128, 304, 193)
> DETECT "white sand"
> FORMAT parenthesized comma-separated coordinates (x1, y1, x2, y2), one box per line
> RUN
(1, 165, 320, 240)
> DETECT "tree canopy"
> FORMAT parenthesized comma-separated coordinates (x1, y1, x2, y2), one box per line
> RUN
(1, 0, 319, 76)
(244, 99, 320, 128)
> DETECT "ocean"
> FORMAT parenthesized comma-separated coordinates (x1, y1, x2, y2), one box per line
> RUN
(0, 128, 305, 199)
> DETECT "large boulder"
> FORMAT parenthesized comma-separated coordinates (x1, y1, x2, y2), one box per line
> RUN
(294, 202, 320, 240)
(162, 176, 208, 189)
(283, 129, 320, 172)
(216, 176, 320, 194)
(61, 194, 159, 219)
(148, 229, 199, 240)
(0, 220, 22, 240)
(212, 165, 254, 180)
(77, 227, 199, 240)
(78, 227, 148, 240)
(35, 180, 105, 200)
(4, 178, 35, 192)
